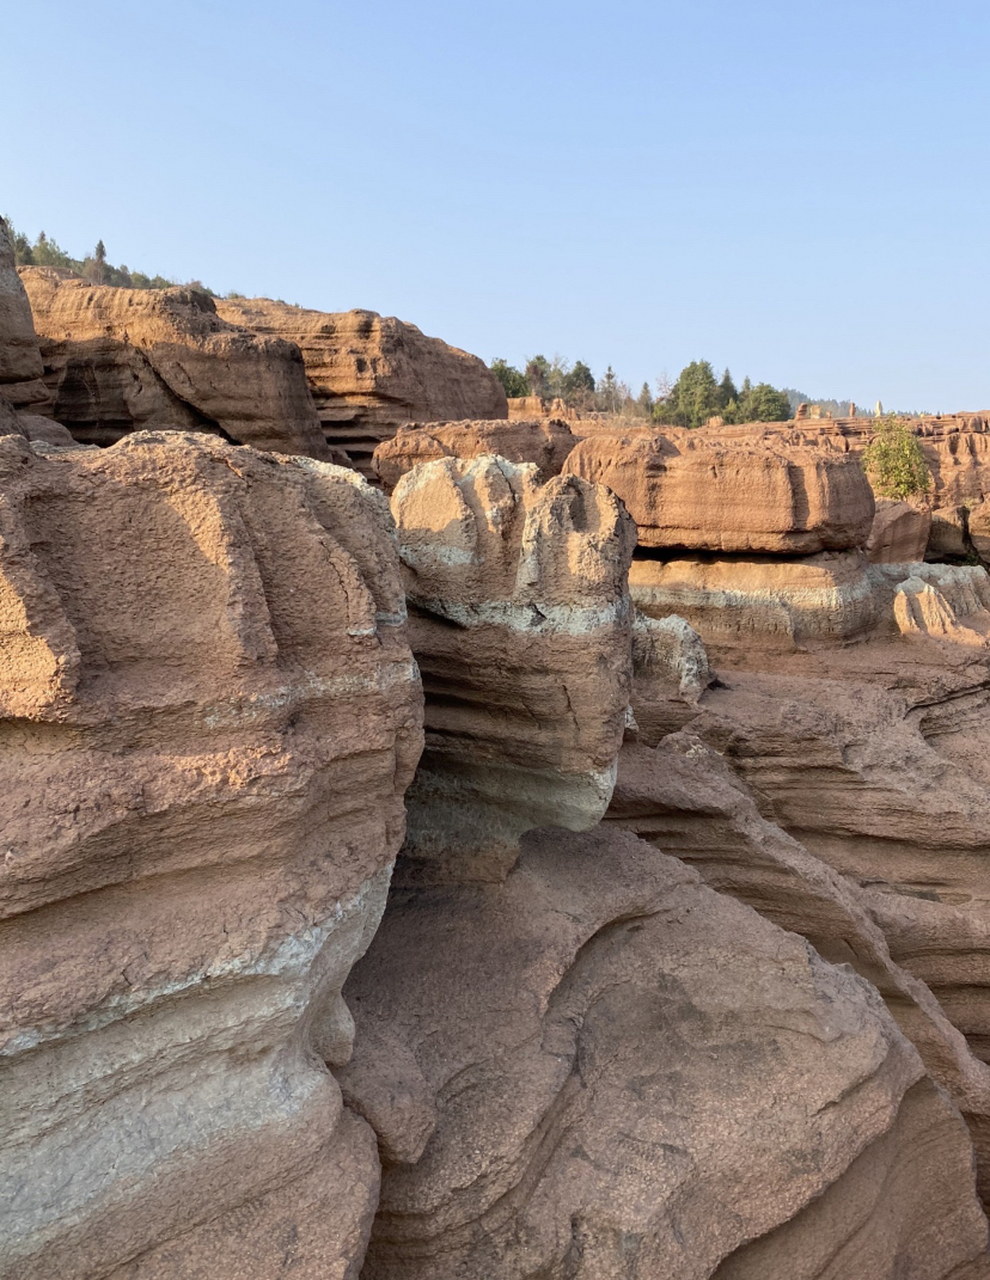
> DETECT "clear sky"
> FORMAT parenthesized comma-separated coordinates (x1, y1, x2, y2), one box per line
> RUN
(4, 1, 989, 410)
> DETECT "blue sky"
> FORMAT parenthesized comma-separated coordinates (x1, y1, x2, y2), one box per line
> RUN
(4, 0, 989, 410)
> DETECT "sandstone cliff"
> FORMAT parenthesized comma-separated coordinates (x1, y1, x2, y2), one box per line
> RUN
(19, 267, 330, 458)
(0, 220, 50, 412)
(217, 298, 508, 476)
(373, 417, 575, 491)
(0, 432, 423, 1279)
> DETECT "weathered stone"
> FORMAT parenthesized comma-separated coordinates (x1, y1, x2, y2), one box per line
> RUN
(20, 268, 329, 458)
(629, 610, 712, 743)
(341, 825, 989, 1280)
(563, 431, 875, 553)
(929, 505, 972, 560)
(390, 453, 635, 882)
(0, 220, 49, 411)
(216, 299, 507, 475)
(373, 418, 575, 491)
(867, 498, 932, 563)
(0, 432, 423, 1280)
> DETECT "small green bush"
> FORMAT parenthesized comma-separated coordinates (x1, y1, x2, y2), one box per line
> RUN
(862, 414, 931, 500)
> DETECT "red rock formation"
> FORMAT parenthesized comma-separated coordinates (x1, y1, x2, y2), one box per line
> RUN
(373, 417, 575, 491)
(216, 298, 508, 476)
(0, 220, 50, 412)
(563, 430, 875, 553)
(389, 453, 636, 882)
(0, 432, 423, 1279)
(20, 268, 330, 459)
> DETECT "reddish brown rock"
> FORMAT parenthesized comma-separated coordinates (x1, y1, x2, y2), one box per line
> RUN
(867, 498, 932, 563)
(389, 453, 635, 882)
(0, 220, 49, 411)
(341, 824, 989, 1280)
(216, 298, 507, 476)
(373, 417, 575, 491)
(20, 267, 329, 458)
(0, 432, 423, 1279)
(563, 430, 875, 554)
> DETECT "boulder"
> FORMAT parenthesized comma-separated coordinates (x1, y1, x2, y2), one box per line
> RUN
(216, 298, 508, 476)
(390, 453, 636, 882)
(0, 432, 423, 1280)
(968, 499, 990, 563)
(562, 431, 875, 554)
(373, 417, 575, 491)
(867, 499, 932, 563)
(0, 219, 49, 411)
(340, 824, 989, 1279)
(19, 267, 329, 458)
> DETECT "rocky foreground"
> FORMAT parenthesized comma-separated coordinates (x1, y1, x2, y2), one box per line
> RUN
(3, 218, 990, 1277)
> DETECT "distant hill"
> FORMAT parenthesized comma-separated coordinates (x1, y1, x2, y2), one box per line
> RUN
(783, 388, 861, 418)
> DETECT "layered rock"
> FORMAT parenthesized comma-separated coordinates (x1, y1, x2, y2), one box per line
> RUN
(0, 219, 50, 412)
(373, 417, 575, 492)
(563, 430, 874, 554)
(216, 299, 508, 476)
(20, 268, 329, 458)
(0, 431, 423, 1279)
(341, 824, 989, 1279)
(867, 498, 932, 563)
(389, 453, 636, 881)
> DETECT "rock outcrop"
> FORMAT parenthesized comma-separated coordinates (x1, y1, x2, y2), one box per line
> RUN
(341, 823, 989, 1280)
(389, 453, 636, 882)
(0, 220, 49, 412)
(563, 430, 875, 553)
(19, 268, 330, 459)
(0, 432, 423, 1279)
(867, 498, 933, 563)
(216, 299, 508, 476)
(373, 417, 575, 491)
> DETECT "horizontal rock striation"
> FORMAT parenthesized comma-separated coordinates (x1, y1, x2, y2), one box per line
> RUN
(389, 453, 636, 881)
(0, 432, 423, 1279)
(216, 299, 508, 476)
(20, 268, 329, 458)
(373, 417, 575, 491)
(341, 824, 989, 1279)
(0, 220, 50, 412)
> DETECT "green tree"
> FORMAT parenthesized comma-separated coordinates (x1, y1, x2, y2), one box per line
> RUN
(734, 381, 791, 423)
(525, 355, 550, 398)
(655, 359, 720, 427)
(637, 381, 654, 416)
(862, 414, 931, 499)
(490, 358, 530, 398)
(717, 368, 737, 412)
(598, 365, 620, 414)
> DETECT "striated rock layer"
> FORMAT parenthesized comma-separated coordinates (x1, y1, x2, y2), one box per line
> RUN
(19, 267, 330, 459)
(217, 298, 508, 476)
(373, 417, 575, 492)
(390, 453, 636, 881)
(0, 220, 50, 412)
(341, 824, 990, 1280)
(0, 432, 423, 1279)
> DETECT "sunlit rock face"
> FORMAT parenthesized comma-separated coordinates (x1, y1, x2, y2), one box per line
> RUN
(373, 417, 576, 491)
(217, 298, 508, 476)
(0, 220, 49, 412)
(19, 267, 330, 458)
(388, 453, 636, 882)
(0, 432, 423, 1280)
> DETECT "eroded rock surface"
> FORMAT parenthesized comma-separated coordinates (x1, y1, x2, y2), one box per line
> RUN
(389, 453, 635, 881)
(216, 299, 508, 476)
(341, 825, 989, 1280)
(0, 432, 423, 1279)
(0, 220, 49, 412)
(20, 268, 329, 458)
(373, 417, 575, 491)
(563, 431, 875, 553)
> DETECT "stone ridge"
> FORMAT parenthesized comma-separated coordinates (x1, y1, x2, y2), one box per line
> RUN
(373, 417, 576, 491)
(19, 267, 330, 459)
(0, 431, 423, 1279)
(216, 297, 508, 475)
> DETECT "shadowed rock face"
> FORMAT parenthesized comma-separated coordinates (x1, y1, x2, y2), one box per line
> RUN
(0, 432, 423, 1280)
(388, 454, 636, 882)
(341, 824, 990, 1280)
(0, 221, 49, 412)
(19, 268, 330, 459)
(216, 298, 508, 476)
